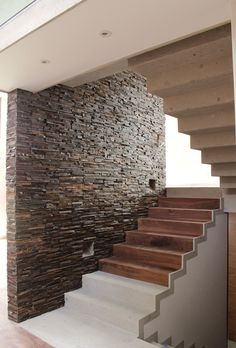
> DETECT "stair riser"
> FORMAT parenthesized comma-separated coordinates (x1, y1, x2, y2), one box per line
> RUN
(138, 219, 203, 237)
(114, 244, 182, 270)
(126, 232, 194, 252)
(190, 130, 236, 150)
(212, 163, 236, 177)
(158, 198, 220, 209)
(99, 262, 169, 287)
(82, 274, 156, 313)
(220, 177, 236, 188)
(166, 187, 222, 199)
(164, 81, 234, 117)
(149, 208, 212, 222)
(149, 56, 233, 98)
(178, 108, 235, 135)
(202, 146, 236, 164)
(65, 294, 139, 335)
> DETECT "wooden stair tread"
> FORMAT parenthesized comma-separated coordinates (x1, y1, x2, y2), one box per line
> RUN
(136, 229, 202, 238)
(138, 218, 205, 230)
(117, 243, 184, 255)
(99, 196, 218, 285)
(126, 230, 194, 253)
(99, 257, 175, 273)
(142, 217, 205, 224)
(149, 207, 212, 222)
(99, 257, 173, 285)
(158, 197, 220, 209)
(127, 230, 195, 240)
(114, 242, 182, 270)
(152, 207, 212, 211)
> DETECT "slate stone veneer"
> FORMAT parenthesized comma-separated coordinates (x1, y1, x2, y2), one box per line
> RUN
(6, 71, 165, 322)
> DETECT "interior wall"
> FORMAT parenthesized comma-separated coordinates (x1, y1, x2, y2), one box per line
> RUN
(143, 212, 228, 347)
(6, 71, 166, 322)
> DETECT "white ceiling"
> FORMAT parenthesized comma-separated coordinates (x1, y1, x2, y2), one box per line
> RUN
(0, 0, 231, 92)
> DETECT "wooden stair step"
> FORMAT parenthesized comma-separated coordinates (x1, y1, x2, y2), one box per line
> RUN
(158, 197, 220, 209)
(113, 243, 182, 270)
(126, 231, 194, 252)
(166, 187, 222, 199)
(99, 257, 173, 286)
(138, 218, 204, 237)
(148, 207, 212, 222)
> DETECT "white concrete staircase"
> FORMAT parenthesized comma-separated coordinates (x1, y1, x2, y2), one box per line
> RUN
(20, 271, 166, 348)
(128, 23, 236, 197)
(65, 272, 165, 336)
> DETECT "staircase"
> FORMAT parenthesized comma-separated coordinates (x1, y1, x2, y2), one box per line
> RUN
(20, 198, 227, 348)
(18, 24, 231, 348)
(99, 197, 219, 286)
(128, 24, 236, 191)
(98, 197, 227, 347)
(20, 197, 227, 348)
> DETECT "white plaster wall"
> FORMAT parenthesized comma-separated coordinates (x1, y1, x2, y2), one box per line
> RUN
(166, 115, 220, 188)
(143, 212, 228, 348)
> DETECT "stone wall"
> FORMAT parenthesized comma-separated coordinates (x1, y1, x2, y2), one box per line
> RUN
(6, 71, 165, 322)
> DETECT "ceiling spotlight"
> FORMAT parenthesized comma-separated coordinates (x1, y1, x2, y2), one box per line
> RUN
(41, 59, 50, 64)
(100, 30, 112, 38)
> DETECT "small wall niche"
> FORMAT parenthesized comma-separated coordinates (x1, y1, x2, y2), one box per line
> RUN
(82, 238, 95, 258)
(149, 179, 156, 191)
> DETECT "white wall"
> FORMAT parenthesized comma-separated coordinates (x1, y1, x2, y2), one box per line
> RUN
(0, 92, 7, 238)
(166, 115, 220, 187)
(143, 212, 228, 347)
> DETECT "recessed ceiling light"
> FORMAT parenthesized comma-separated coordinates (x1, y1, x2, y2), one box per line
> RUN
(41, 59, 50, 64)
(100, 30, 112, 38)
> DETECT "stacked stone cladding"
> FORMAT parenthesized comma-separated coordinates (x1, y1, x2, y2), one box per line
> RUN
(6, 71, 165, 322)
